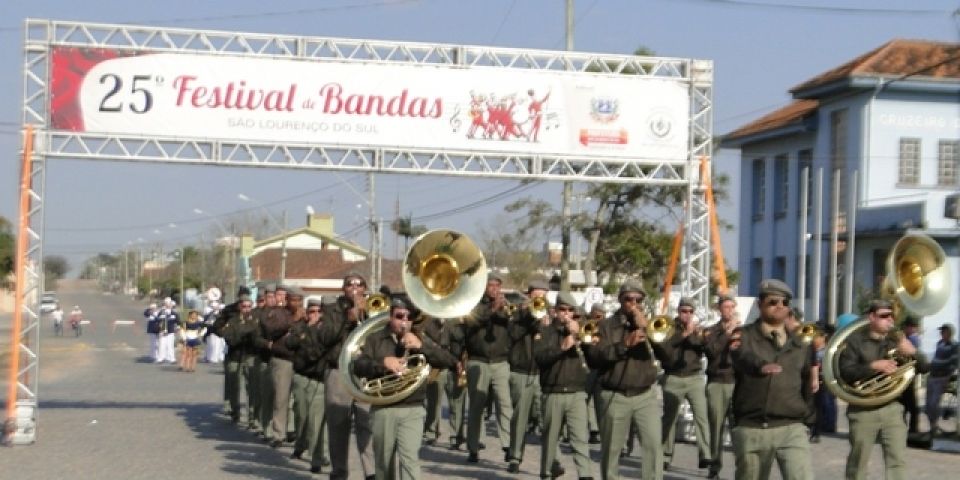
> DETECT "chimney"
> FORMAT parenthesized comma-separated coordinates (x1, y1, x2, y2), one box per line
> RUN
(307, 213, 335, 236)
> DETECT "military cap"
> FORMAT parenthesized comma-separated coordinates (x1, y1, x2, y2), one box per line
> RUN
(590, 303, 606, 314)
(237, 294, 252, 304)
(716, 294, 736, 306)
(555, 290, 578, 308)
(390, 297, 410, 310)
(865, 298, 893, 313)
(287, 287, 305, 297)
(237, 286, 251, 297)
(758, 279, 793, 299)
(262, 283, 277, 293)
(678, 297, 697, 309)
(527, 277, 549, 292)
(306, 298, 322, 308)
(487, 271, 504, 284)
(902, 316, 920, 327)
(938, 323, 954, 334)
(342, 272, 366, 285)
(618, 280, 646, 297)
(276, 284, 290, 292)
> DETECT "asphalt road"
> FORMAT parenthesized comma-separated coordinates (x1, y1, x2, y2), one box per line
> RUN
(1, 283, 958, 479)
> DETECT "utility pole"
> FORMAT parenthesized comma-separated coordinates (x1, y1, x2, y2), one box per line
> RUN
(560, 0, 574, 292)
(368, 173, 379, 287)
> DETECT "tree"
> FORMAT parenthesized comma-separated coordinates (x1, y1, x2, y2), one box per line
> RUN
(43, 255, 70, 289)
(0, 216, 14, 289)
(476, 214, 542, 289)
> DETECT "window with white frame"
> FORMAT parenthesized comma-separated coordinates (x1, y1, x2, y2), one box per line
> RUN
(898, 138, 920, 185)
(938, 140, 959, 186)
(752, 158, 765, 219)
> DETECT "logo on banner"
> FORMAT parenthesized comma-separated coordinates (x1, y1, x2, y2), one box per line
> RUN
(590, 97, 620, 123)
(648, 113, 672, 138)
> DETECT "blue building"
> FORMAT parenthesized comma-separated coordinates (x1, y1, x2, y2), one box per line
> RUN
(723, 39, 959, 350)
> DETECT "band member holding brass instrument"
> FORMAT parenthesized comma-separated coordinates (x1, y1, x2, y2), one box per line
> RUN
(533, 291, 595, 480)
(257, 286, 299, 448)
(353, 298, 458, 480)
(420, 312, 448, 446)
(442, 317, 469, 450)
(838, 299, 929, 480)
(317, 273, 376, 480)
(703, 295, 739, 479)
(585, 304, 607, 445)
(287, 298, 330, 473)
(731, 279, 813, 480)
(506, 278, 553, 474)
(657, 297, 712, 471)
(216, 294, 259, 426)
(587, 280, 663, 480)
(463, 272, 515, 463)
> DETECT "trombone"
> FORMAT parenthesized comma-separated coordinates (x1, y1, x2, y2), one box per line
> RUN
(365, 293, 390, 316)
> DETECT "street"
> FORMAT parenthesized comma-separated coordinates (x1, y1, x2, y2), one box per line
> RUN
(0, 282, 957, 479)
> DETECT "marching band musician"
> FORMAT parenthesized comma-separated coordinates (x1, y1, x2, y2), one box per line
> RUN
(730, 279, 813, 480)
(286, 298, 330, 473)
(587, 280, 663, 480)
(420, 311, 447, 446)
(506, 278, 553, 474)
(251, 289, 275, 436)
(256, 286, 298, 448)
(703, 295, 740, 479)
(156, 298, 179, 364)
(441, 316, 468, 450)
(353, 298, 458, 480)
(586, 304, 607, 446)
(216, 294, 258, 426)
(144, 302, 160, 362)
(533, 291, 595, 480)
(656, 297, 712, 472)
(316, 273, 376, 480)
(838, 299, 929, 480)
(462, 272, 515, 463)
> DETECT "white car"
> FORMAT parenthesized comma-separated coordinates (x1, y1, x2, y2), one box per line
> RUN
(40, 293, 58, 314)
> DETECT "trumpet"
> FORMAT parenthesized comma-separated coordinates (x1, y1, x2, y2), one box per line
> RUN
(365, 293, 390, 316)
(646, 315, 674, 343)
(796, 322, 820, 344)
(578, 319, 600, 344)
(530, 296, 550, 320)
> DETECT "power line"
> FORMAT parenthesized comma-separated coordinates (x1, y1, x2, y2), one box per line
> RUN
(670, 0, 953, 16)
(490, 0, 518, 44)
(0, 0, 421, 33)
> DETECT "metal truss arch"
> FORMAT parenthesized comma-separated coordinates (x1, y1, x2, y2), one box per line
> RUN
(8, 19, 714, 445)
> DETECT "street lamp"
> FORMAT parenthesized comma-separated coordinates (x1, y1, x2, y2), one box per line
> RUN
(237, 193, 288, 283)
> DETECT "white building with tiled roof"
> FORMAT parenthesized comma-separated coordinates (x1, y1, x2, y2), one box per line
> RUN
(722, 39, 959, 350)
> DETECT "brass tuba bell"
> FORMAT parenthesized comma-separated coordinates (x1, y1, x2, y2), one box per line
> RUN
(402, 229, 487, 319)
(884, 233, 950, 319)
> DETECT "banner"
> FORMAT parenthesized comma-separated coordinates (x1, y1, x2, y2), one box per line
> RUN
(51, 47, 690, 160)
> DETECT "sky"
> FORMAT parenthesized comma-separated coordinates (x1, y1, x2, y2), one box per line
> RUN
(0, 0, 958, 276)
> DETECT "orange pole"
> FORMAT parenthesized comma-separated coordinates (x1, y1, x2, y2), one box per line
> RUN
(701, 157, 729, 295)
(660, 223, 684, 315)
(6, 126, 34, 428)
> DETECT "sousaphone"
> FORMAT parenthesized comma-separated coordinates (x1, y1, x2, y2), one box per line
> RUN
(822, 233, 950, 407)
(339, 229, 486, 405)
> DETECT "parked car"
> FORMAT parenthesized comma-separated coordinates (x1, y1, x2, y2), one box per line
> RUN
(40, 292, 58, 314)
